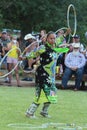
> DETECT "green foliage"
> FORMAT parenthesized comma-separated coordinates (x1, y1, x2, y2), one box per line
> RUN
(0, 0, 87, 43)
(0, 11, 5, 30)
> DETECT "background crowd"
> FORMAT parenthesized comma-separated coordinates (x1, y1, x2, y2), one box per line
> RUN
(0, 28, 87, 91)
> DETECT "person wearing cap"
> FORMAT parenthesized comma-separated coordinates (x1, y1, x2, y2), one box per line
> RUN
(24, 33, 36, 46)
(70, 38, 86, 89)
(62, 43, 86, 91)
(0, 31, 11, 82)
(72, 34, 85, 53)
(1, 31, 11, 49)
(21, 34, 39, 81)
(24, 33, 38, 71)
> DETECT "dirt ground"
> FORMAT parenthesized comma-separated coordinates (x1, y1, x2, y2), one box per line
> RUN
(0, 78, 35, 87)
(0, 74, 87, 90)
(0, 70, 35, 87)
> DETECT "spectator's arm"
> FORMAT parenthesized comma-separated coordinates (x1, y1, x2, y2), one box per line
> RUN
(27, 45, 45, 59)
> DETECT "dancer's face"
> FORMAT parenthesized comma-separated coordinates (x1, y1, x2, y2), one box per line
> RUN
(46, 34, 56, 47)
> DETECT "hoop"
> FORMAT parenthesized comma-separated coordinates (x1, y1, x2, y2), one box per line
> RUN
(8, 122, 83, 129)
(0, 47, 21, 78)
(55, 4, 77, 44)
(67, 4, 77, 37)
(19, 60, 35, 74)
(55, 27, 68, 34)
(0, 41, 39, 77)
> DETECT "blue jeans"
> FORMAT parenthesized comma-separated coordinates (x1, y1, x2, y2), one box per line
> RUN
(62, 67, 84, 89)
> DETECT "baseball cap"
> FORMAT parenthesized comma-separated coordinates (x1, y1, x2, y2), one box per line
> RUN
(2, 31, 7, 34)
(73, 34, 80, 38)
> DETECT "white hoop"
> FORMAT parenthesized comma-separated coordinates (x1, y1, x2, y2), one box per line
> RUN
(0, 41, 39, 77)
(55, 4, 77, 42)
(0, 47, 21, 78)
(0, 41, 40, 77)
(67, 4, 77, 37)
(55, 27, 68, 34)
(8, 122, 83, 129)
(19, 60, 35, 74)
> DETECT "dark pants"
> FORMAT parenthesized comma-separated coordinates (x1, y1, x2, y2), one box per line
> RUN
(62, 67, 84, 89)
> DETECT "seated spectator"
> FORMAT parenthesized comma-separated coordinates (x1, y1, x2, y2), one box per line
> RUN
(72, 34, 85, 53)
(80, 48, 87, 89)
(24, 33, 39, 71)
(21, 34, 39, 81)
(62, 43, 86, 91)
(71, 34, 86, 89)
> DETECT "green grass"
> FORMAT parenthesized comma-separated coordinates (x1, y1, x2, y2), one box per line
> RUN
(0, 86, 87, 130)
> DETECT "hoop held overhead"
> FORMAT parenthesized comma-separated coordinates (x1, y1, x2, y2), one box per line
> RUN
(67, 4, 77, 37)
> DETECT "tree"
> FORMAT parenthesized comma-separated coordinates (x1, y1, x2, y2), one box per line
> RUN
(0, 0, 87, 44)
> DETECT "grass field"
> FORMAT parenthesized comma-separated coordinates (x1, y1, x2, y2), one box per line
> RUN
(0, 86, 87, 130)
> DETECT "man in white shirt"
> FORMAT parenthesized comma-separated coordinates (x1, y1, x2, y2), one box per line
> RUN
(62, 43, 86, 91)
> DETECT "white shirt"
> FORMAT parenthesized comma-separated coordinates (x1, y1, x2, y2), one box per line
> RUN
(65, 52, 86, 68)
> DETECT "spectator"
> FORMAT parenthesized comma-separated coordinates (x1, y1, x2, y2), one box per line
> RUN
(39, 29, 46, 40)
(56, 28, 71, 73)
(39, 34, 47, 45)
(0, 40, 5, 61)
(0, 31, 11, 82)
(1, 31, 10, 48)
(71, 34, 86, 89)
(55, 28, 71, 47)
(21, 34, 39, 81)
(24, 33, 39, 71)
(72, 34, 85, 53)
(80, 47, 87, 89)
(62, 43, 86, 91)
(7, 35, 21, 86)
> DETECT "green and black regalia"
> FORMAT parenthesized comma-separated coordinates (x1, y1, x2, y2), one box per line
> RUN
(27, 42, 69, 104)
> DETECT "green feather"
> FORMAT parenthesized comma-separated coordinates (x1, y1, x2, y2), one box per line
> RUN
(53, 47, 69, 53)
